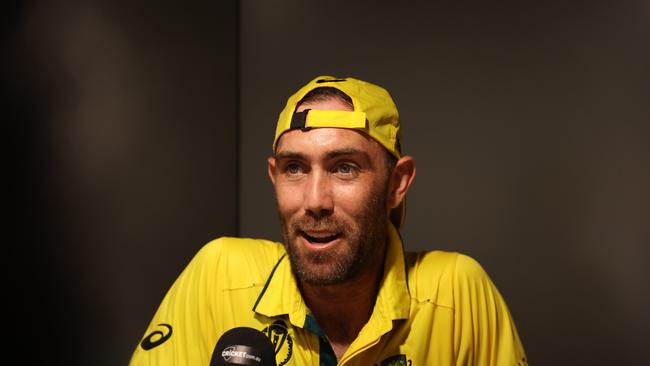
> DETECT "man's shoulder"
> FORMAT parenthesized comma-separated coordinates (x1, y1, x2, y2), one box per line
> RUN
(406, 250, 491, 308)
(201, 236, 285, 256)
(197, 236, 287, 266)
(189, 237, 287, 288)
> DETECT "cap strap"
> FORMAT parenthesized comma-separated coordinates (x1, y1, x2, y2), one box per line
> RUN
(290, 109, 310, 129)
(295, 110, 367, 129)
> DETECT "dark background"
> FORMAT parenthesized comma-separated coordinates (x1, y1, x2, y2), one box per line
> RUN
(4, 0, 649, 365)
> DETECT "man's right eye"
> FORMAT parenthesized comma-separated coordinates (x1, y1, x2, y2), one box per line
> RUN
(286, 163, 301, 175)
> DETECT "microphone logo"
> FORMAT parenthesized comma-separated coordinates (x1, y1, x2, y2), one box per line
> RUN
(211, 327, 277, 366)
(221, 345, 262, 364)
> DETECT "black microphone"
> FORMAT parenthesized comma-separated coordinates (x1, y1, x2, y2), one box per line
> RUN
(210, 327, 277, 366)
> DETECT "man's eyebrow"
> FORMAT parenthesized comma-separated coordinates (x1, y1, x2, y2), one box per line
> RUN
(324, 148, 371, 161)
(275, 148, 371, 161)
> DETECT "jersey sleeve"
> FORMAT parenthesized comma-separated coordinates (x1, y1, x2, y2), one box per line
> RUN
(452, 254, 528, 366)
(129, 239, 225, 366)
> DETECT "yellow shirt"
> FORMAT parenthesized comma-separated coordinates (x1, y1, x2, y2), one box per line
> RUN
(131, 224, 527, 366)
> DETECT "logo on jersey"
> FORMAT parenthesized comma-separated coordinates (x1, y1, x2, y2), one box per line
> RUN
(380, 354, 411, 366)
(261, 320, 293, 366)
(140, 323, 173, 350)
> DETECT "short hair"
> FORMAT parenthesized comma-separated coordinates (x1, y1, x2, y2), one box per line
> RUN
(296, 87, 353, 110)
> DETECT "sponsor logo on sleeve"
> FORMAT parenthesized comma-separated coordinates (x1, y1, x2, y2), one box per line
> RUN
(140, 323, 173, 350)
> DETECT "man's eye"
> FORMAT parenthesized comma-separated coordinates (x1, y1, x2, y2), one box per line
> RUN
(337, 163, 355, 174)
(286, 163, 301, 174)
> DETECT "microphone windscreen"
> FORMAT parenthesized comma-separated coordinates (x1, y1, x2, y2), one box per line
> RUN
(211, 327, 277, 366)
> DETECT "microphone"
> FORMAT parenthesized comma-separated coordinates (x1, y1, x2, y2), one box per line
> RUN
(211, 327, 277, 366)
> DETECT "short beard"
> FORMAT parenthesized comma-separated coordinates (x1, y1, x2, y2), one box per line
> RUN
(279, 182, 389, 286)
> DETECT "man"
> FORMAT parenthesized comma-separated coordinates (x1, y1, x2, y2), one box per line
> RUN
(131, 76, 528, 366)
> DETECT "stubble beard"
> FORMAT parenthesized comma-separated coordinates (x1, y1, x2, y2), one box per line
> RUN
(279, 183, 389, 286)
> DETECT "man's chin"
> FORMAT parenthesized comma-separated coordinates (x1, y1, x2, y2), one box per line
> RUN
(288, 251, 351, 285)
(295, 268, 349, 286)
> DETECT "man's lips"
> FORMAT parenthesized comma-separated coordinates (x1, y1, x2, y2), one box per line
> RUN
(299, 231, 342, 245)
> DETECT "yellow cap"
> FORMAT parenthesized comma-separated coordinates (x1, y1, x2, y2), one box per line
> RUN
(273, 76, 402, 159)
(273, 76, 406, 228)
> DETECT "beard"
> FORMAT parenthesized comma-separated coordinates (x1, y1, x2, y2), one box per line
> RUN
(278, 183, 389, 286)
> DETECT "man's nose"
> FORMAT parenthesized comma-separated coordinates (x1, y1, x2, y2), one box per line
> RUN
(304, 171, 334, 218)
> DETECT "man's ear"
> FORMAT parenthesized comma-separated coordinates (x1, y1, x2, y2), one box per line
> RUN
(267, 156, 277, 186)
(388, 155, 416, 209)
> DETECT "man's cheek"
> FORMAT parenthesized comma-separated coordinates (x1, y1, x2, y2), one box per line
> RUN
(278, 193, 303, 213)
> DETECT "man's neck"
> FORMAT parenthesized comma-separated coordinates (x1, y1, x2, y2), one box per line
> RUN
(298, 258, 384, 361)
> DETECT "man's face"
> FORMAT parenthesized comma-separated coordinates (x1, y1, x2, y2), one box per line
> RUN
(268, 99, 393, 286)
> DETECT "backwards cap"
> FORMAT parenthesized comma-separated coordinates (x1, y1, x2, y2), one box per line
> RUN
(273, 75, 406, 228)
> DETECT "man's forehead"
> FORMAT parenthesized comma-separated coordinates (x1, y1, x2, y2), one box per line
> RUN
(274, 128, 383, 158)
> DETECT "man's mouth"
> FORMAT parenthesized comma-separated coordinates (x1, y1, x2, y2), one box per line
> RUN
(299, 231, 342, 245)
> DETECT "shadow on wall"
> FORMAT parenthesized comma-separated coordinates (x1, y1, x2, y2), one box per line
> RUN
(6, 1, 237, 365)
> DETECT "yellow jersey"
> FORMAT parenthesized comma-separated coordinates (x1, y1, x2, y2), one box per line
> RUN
(131, 224, 527, 366)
